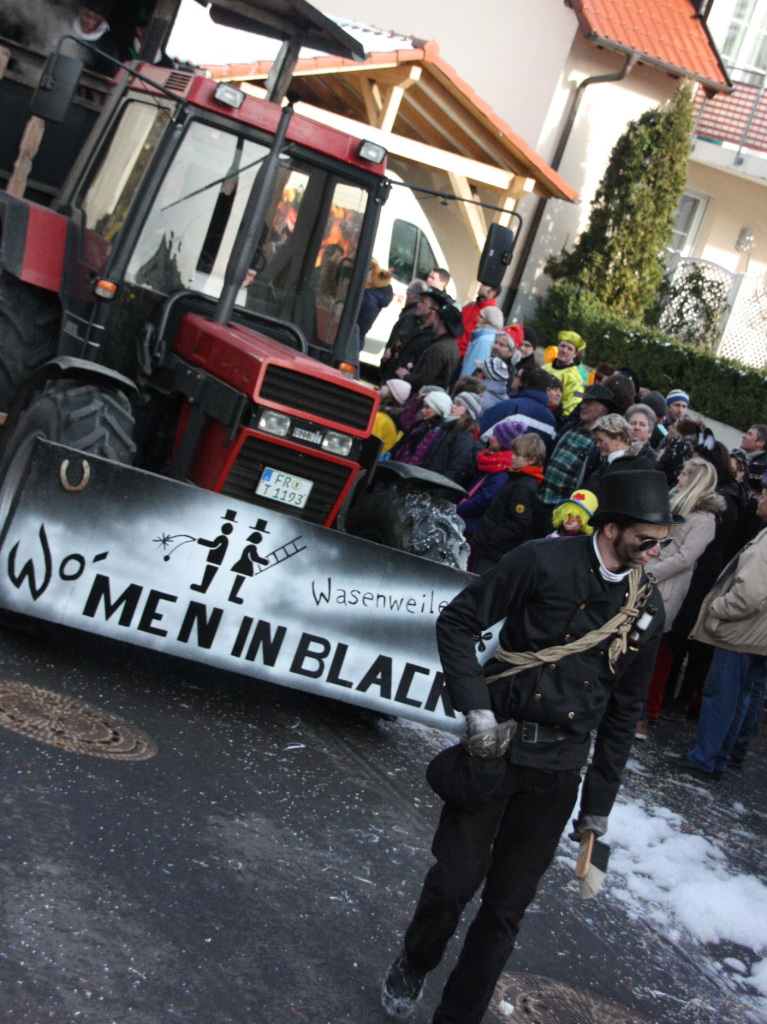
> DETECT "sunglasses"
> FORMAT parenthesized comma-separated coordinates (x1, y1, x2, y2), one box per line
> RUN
(624, 528, 673, 552)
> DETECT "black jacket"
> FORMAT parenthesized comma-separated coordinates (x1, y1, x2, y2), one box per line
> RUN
(381, 325, 434, 380)
(584, 450, 660, 503)
(405, 333, 460, 392)
(423, 427, 479, 488)
(470, 471, 540, 563)
(436, 535, 664, 816)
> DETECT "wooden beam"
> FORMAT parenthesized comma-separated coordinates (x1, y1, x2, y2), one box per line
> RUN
(372, 65, 422, 88)
(359, 76, 381, 126)
(414, 79, 508, 165)
(6, 116, 45, 199)
(446, 172, 487, 252)
(377, 67, 421, 133)
(356, 67, 422, 132)
(295, 100, 515, 189)
(508, 175, 537, 201)
(495, 190, 518, 228)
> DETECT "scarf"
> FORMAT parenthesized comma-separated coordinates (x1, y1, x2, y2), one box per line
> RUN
(73, 16, 110, 42)
(476, 448, 514, 474)
(516, 463, 545, 483)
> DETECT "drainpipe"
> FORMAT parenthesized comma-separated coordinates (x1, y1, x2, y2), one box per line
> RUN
(503, 51, 638, 317)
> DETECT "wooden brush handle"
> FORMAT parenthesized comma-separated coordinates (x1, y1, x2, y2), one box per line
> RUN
(574, 830, 595, 878)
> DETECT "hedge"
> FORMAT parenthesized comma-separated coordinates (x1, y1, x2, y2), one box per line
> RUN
(531, 283, 767, 431)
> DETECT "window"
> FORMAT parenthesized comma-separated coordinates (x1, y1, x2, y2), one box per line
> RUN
(77, 101, 170, 271)
(670, 190, 709, 257)
(711, 0, 767, 81)
(125, 119, 370, 349)
(415, 234, 437, 281)
(388, 218, 419, 284)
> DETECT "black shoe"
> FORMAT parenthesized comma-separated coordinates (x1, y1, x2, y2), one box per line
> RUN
(382, 951, 426, 1018)
(729, 758, 745, 770)
(666, 754, 721, 781)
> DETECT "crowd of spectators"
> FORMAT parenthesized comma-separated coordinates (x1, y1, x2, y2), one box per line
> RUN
(371, 281, 767, 780)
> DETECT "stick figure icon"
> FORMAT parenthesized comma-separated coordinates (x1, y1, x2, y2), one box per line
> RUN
(190, 509, 237, 594)
(228, 519, 270, 604)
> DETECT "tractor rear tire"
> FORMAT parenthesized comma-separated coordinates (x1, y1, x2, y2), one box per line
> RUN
(0, 381, 136, 526)
(0, 273, 60, 413)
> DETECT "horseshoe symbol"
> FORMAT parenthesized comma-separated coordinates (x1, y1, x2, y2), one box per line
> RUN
(59, 458, 91, 492)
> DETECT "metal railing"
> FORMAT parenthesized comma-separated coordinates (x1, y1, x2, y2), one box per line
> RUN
(693, 66, 767, 162)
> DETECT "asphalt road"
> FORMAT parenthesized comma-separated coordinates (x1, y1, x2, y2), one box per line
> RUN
(0, 619, 765, 1024)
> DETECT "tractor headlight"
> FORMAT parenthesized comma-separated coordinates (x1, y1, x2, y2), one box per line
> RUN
(258, 410, 291, 437)
(321, 430, 353, 457)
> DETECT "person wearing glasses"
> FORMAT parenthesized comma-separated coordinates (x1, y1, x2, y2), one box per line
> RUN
(382, 470, 677, 1024)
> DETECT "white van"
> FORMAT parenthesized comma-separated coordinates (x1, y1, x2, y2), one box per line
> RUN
(359, 174, 452, 368)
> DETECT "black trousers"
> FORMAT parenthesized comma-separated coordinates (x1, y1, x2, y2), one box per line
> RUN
(404, 763, 581, 1024)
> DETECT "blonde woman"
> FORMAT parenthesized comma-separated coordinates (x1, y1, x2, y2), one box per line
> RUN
(584, 413, 655, 500)
(637, 458, 725, 734)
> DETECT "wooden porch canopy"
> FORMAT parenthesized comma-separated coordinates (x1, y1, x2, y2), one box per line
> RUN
(203, 37, 577, 250)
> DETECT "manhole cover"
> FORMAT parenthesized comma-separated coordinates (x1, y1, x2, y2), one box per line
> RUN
(491, 973, 648, 1023)
(0, 681, 157, 760)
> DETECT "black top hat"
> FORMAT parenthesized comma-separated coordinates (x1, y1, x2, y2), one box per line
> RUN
(573, 383, 619, 411)
(589, 469, 685, 528)
(436, 301, 465, 338)
(422, 286, 453, 308)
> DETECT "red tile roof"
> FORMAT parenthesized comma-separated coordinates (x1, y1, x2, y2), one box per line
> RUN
(569, 0, 730, 91)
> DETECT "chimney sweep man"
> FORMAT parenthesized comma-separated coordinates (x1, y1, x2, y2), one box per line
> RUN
(382, 470, 678, 1024)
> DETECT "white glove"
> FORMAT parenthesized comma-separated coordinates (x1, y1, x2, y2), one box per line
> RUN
(466, 709, 498, 736)
(462, 711, 516, 760)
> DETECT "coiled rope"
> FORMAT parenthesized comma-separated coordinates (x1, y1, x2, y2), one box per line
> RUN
(485, 568, 653, 684)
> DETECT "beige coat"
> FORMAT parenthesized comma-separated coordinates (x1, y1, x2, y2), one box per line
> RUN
(690, 526, 767, 656)
(648, 494, 723, 631)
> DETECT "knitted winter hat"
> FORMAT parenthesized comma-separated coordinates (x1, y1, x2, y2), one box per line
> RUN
(475, 356, 509, 381)
(641, 390, 668, 422)
(492, 419, 526, 449)
(666, 388, 690, 406)
(478, 306, 504, 330)
(453, 391, 483, 421)
(382, 379, 411, 405)
(423, 391, 452, 418)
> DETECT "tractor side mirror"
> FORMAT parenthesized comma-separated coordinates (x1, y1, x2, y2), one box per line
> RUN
(31, 52, 84, 124)
(477, 223, 516, 289)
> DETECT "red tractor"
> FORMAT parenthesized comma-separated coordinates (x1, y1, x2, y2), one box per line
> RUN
(0, 0, 470, 570)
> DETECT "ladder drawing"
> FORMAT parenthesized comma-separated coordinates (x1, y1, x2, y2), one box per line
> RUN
(254, 537, 306, 575)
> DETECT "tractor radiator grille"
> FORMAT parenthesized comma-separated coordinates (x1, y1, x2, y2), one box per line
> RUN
(259, 365, 374, 432)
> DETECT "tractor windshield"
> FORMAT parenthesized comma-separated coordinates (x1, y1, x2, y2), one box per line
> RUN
(125, 118, 370, 351)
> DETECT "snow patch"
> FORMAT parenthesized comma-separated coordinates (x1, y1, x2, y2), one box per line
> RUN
(599, 797, 767, 998)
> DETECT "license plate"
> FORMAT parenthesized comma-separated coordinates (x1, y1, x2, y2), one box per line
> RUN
(256, 467, 314, 509)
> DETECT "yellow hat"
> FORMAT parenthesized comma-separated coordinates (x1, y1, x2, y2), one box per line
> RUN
(552, 489, 599, 536)
(557, 330, 586, 351)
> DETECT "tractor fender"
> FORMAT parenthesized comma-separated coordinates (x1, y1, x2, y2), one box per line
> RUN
(1, 356, 137, 445)
(369, 460, 468, 501)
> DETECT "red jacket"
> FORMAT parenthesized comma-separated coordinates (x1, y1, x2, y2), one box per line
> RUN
(457, 298, 497, 357)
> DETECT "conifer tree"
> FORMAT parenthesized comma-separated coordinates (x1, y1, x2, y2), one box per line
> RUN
(545, 82, 694, 319)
